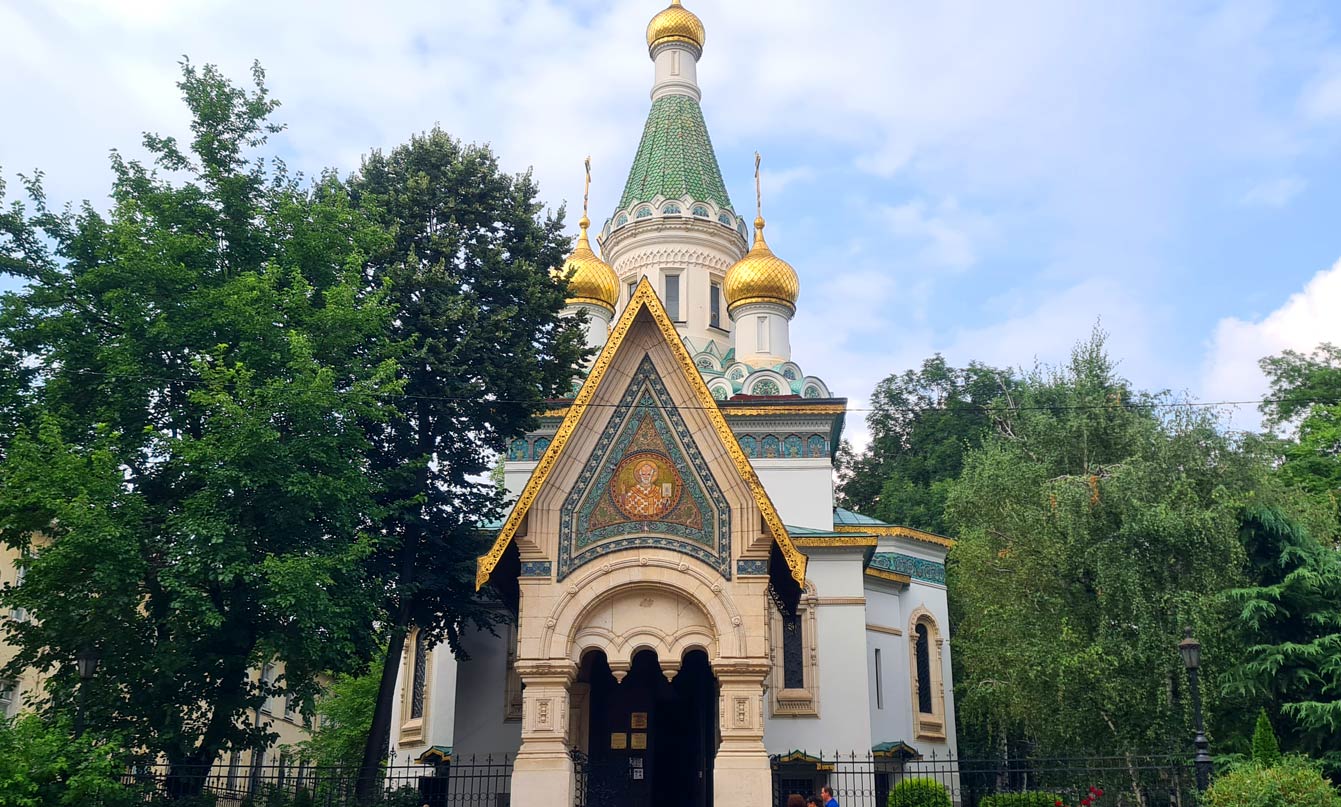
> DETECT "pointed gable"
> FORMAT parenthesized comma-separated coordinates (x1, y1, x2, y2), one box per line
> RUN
(476, 278, 805, 590)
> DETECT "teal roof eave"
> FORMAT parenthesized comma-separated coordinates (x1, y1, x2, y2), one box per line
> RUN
(833, 507, 892, 527)
(616, 94, 734, 215)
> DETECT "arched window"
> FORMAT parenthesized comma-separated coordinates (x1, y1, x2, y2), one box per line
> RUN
(908, 610, 947, 739)
(718, 213, 732, 226)
(753, 378, 781, 396)
(410, 631, 428, 719)
(769, 588, 820, 715)
(636, 207, 653, 219)
(692, 205, 710, 218)
(616, 213, 629, 228)
(914, 624, 933, 714)
(662, 203, 681, 215)
(399, 628, 431, 744)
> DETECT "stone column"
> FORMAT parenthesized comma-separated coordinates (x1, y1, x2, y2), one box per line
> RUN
(511, 659, 578, 806)
(713, 659, 773, 805)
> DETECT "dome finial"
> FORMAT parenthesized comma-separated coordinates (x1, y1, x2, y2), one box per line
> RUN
(754, 151, 765, 235)
(581, 154, 591, 226)
(647, 0, 705, 53)
(552, 157, 619, 313)
(723, 151, 799, 314)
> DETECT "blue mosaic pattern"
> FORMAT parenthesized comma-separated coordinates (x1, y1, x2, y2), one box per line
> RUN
(870, 553, 946, 585)
(519, 561, 553, 578)
(782, 435, 802, 458)
(558, 357, 731, 581)
(736, 559, 768, 576)
(806, 435, 827, 458)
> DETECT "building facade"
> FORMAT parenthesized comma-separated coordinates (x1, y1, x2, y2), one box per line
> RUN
(391, 3, 958, 805)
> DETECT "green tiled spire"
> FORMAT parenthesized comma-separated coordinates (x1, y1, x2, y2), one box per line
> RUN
(616, 94, 734, 214)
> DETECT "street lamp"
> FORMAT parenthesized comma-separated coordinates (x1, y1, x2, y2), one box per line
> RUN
(1178, 628, 1212, 791)
(73, 647, 100, 739)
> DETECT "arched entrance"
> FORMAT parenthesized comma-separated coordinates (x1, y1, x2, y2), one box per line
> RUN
(579, 648, 719, 807)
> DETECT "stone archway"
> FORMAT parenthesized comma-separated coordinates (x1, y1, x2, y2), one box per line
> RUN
(510, 560, 773, 807)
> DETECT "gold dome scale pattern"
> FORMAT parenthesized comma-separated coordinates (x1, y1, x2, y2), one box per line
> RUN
(646, 0, 705, 53)
(553, 216, 619, 313)
(723, 217, 800, 314)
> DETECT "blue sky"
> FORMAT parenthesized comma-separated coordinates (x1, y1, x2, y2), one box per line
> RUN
(3, 0, 1341, 442)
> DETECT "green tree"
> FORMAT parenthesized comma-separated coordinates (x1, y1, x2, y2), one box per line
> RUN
(1223, 506, 1341, 770)
(945, 330, 1258, 760)
(1260, 344, 1341, 531)
(0, 62, 395, 793)
(1250, 707, 1281, 766)
(299, 663, 380, 770)
(0, 714, 137, 807)
(345, 129, 587, 793)
(839, 354, 1013, 534)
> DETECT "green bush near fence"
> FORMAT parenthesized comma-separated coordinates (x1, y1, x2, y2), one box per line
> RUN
(1203, 756, 1341, 807)
(887, 777, 953, 807)
(979, 793, 1064, 807)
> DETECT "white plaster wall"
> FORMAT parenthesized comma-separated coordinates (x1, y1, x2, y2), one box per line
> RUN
(604, 220, 745, 355)
(752, 459, 834, 530)
(730, 303, 793, 368)
(561, 304, 612, 353)
(765, 549, 873, 756)
(863, 584, 909, 749)
(651, 43, 700, 101)
(451, 626, 522, 757)
(903, 578, 958, 758)
(503, 462, 536, 500)
(387, 648, 459, 767)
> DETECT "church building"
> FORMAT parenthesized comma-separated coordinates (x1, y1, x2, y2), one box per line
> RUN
(389, 2, 957, 804)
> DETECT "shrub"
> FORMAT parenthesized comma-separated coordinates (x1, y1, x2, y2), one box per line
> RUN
(888, 777, 952, 807)
(1204, 756, 1341, 807)
(0, 713, 140, 807)
(980, 794, 1064, 807)
(1250, 709, 1281, 767)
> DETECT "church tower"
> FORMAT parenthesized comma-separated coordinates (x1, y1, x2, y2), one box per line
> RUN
(599, 0, 749, 358)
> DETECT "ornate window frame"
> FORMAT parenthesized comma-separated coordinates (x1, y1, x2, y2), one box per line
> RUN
(398, 628, 432, 746)
(908, 607, 947, 740)
(767, 585, 820, 717)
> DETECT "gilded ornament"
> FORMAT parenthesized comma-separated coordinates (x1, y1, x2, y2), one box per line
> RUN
(646, 0, 706, 53)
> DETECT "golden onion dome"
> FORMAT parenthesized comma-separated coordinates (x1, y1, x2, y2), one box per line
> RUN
(723, 217, 800, 314)
(646, 0, 706, 53)
(552, 216, 619, 314)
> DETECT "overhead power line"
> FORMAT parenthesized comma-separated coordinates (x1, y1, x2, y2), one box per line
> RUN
(34, 368, 1341, 416)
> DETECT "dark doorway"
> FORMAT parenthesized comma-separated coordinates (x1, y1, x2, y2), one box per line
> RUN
(582, 649, 718, 807)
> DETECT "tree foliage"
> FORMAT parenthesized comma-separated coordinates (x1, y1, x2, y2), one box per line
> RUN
(0, 61, 394, 783)
(345, 128, 587, 788)
(838, 355, 1013, 534)
(1251, 708, 1281, 766)
(1260, 344, 1341, 530)
(945, 330, 1260, 756)
(298, 661, 380, 770)
(1222, 506, 1341, 769)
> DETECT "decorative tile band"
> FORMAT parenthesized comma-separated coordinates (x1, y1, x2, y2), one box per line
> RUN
(519, 561, 553, 578)
(869, 553, 946, 585)
(736, 559, 768, 576)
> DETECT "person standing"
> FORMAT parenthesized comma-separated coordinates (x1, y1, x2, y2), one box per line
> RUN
(821, 785, 839, 807)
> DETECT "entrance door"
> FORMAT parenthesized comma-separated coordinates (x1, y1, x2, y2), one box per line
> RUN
(582, 649, 718, 807)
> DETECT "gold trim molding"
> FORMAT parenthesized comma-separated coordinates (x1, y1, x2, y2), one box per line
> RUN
(835, 524, 956, 548)
(476, 278, 806, 590)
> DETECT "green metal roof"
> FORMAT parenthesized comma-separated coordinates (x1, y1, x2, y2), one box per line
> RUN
(617, 94, 734, 214)
(833, 507, 892, 527)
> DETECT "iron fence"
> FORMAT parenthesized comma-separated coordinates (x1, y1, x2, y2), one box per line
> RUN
(109, 756, 513, 806)
(771, 752, 1200, 807)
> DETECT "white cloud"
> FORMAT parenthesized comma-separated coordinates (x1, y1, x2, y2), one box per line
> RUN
(879, 199, 990, 271)
(1240, 176, 1307, 208)
(1301, 58, 1341, 121)
(1201, 257, 1341, 430)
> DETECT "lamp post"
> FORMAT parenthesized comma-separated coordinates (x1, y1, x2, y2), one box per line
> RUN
(1178, 628, 1212, 792)
(73, 647, 100, 739)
